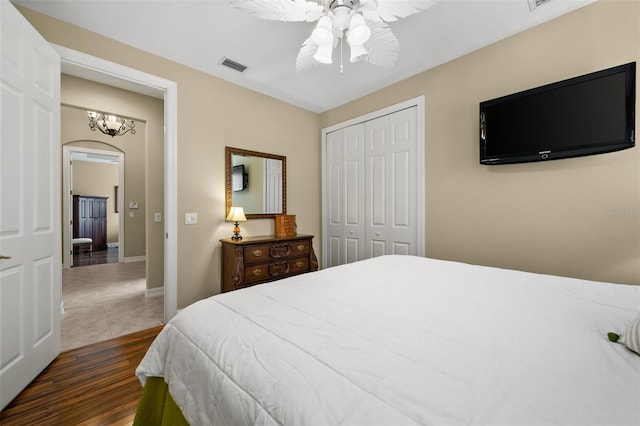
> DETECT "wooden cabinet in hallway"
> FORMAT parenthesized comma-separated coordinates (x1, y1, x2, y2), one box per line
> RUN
(73, 195, 108, 251)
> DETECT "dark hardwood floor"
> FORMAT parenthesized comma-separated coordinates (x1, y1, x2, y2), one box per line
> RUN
(1, 326, 163, 425)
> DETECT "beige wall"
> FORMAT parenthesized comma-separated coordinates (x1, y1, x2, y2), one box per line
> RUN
(72, 161, 119, 243)
(321, 0, 640, 285)
(17, 6, 322, 307)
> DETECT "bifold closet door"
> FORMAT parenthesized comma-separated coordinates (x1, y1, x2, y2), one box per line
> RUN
(326, 124, 365, 266)
(365, 107, 418, 257)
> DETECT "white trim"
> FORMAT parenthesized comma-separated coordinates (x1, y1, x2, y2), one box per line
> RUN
(321, 96, 426, 268)
(62, 146, 125, 268)
(124, 255, 146, 263)
(145, 287, 164, 298)
(55, 45, 178, 323)
(106, 242, 119, 248)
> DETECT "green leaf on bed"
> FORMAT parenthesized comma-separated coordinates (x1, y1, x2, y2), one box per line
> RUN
(608, 332, 621, 342)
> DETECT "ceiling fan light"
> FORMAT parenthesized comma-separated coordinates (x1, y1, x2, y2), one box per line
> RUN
(349, 43, 368, 62)
(313, 43, 333, 64)
(311, 16, 334, 45)
(347, 13, 370, 45)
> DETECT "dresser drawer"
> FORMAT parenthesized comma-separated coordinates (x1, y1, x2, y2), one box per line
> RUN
(244, 258, 311, 284)
(244, 240, 310, 262)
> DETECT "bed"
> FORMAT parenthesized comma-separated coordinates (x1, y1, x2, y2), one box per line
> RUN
(135, 255, 640, 425)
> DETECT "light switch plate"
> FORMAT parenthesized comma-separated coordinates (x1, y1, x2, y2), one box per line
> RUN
(129, 201, 139, 209)
(185, 212, 198, 225)
(154, 213, 162, 223)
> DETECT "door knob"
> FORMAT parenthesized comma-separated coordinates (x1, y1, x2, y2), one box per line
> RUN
(0, 255, 11, 260)
(349, 231, 353, 234)
(376, 232, 380, 236)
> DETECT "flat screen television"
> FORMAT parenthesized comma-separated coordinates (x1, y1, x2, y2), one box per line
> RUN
(479, 62, 635, 165)
(232, 165, 247, 192)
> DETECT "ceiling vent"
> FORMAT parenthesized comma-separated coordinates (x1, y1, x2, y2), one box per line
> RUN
(219, 57, 248, 73)
(527, 0, 552, 11)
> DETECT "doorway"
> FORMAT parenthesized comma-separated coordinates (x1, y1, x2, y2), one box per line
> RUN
(63, 146, 125, 268)
(54, 44, 178, 323)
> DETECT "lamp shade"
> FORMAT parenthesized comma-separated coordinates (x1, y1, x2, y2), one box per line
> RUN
(347, 13, 370, 45)
(349, 43, 368, 62)
(314, 43, 333, 64)
(226, 206, 247, 222)
(311, 16, 334, 45)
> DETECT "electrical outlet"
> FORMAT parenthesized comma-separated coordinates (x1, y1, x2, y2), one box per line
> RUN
(129, 201, 139, 209)
(154, 212, 162, 223)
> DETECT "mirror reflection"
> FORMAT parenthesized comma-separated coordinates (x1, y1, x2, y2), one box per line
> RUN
(225, 147, 286, 219)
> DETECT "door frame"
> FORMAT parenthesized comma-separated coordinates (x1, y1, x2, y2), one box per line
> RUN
(54, 44, 178, 322)
(320, 96, 426, 268)
(62, 146, 125, 268)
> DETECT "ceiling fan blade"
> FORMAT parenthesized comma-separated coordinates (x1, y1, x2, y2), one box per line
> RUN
(296, 37, 320, 73)
(362, 0, 437, 22)
(363, 21, 399, 67)
(230, 0, 324, 22)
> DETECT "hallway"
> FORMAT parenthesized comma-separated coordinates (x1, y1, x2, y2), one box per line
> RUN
(61, 261, 163, 351)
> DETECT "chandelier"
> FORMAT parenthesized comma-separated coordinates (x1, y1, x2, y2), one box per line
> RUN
(87, 111, 136, 137)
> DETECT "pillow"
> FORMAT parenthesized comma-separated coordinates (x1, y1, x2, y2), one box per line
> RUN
(609, 313, 640, 355)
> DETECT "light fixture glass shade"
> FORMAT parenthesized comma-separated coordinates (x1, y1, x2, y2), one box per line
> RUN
(311, 16, 334, 45)
(349, 43, 368, 62)
(226, 206, 247, 222)
(87, 111, 136, 137)
(314, 43, 333, 64)
(347, 13, 370, 45)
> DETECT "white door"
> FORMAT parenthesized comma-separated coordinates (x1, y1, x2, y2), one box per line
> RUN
(263, 158, 282, 214)
(365, 107, 418, 257)
(326, 124, 365, 266)
(0, 0, 61, 410)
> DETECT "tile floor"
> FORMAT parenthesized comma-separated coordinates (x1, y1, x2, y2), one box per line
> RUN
(61, 261, 164, 351)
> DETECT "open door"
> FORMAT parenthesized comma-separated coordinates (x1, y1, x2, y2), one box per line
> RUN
(0, 0, 61, 409)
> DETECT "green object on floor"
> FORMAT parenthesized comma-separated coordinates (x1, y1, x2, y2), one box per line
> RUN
(608, 332, 620, 343)
(133, 376, 189, 426)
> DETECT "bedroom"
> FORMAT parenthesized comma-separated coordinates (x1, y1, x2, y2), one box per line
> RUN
(1, 0, 638, 423)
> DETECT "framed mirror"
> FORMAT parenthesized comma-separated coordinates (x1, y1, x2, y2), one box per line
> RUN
(225, 147, 287, 219)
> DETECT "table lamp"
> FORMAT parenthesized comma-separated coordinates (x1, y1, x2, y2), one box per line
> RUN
(226, 206, 247, 241)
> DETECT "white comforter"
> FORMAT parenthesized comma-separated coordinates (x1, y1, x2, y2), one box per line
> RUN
(136, 255, 640, 425)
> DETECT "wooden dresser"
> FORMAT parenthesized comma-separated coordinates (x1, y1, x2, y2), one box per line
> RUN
(220, 234, 318, 292)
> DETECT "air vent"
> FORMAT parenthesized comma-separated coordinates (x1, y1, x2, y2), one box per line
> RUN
(219, 57, 248, 73)
(527, 0, 552, 11)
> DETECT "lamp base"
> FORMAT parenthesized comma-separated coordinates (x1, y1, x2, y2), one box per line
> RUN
(231, 222, 243, 241)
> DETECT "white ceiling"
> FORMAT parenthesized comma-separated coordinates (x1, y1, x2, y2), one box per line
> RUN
(12, 0, 595, 113)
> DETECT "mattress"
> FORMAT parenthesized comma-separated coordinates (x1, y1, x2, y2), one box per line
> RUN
(136, 255, 640, 425)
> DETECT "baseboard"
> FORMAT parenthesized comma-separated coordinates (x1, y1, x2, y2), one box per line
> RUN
(145, 287, 164, 298)
(124, 256, 146, 263)
(106, 242, 119, 248)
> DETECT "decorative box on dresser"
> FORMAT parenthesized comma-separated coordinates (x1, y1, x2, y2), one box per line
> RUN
(220, 234, 318, 293)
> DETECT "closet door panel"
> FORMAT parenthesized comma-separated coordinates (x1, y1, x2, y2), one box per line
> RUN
(389, 107, 417, 255)
(342, 124, 365, 264)
(365, 115, 390, 258)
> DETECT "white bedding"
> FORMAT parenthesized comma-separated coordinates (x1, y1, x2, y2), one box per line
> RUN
(136, 255, 640, 425)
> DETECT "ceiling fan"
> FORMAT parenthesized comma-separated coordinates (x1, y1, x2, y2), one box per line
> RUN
(230, 0, 438, 73)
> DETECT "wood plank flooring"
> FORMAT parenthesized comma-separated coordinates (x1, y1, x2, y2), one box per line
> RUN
(1, 326, 163, 425)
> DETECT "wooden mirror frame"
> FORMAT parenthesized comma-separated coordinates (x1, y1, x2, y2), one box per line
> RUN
(225, 146, 287, 219)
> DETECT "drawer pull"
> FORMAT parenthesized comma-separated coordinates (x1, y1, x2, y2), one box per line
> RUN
(296, 244, 305, 251)
(295, 261, 304, 268)
(269, 261, 290, 276)
(270, 243, 291, 258)
(252, 249, 263, 257)
(252, 269, 262, 277)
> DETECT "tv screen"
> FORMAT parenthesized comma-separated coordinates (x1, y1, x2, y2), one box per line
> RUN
(480, 62, 635, 165)
(232, 165, 247, 192)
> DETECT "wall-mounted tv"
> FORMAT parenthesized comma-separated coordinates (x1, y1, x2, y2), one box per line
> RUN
(232, 164, 248, 192)
(480, 62, 635, 165)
